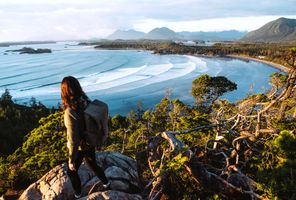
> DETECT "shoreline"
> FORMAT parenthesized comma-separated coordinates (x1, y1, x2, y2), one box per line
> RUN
(94, 46, 290, 73)
(226, 54, 290, 73)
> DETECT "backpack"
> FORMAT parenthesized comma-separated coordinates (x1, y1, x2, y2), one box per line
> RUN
(84, 99, 109, 148)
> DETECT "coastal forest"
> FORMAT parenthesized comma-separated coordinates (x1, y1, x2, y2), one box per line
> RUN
(0, 43, 295, 200)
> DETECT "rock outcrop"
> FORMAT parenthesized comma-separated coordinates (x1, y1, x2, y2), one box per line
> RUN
(5, 47, 52, 54)
(19, 151, 142, 200)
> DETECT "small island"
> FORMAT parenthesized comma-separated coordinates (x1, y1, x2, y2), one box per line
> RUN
(5, 47, 52, 54)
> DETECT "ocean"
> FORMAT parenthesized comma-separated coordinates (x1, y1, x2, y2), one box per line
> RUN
(0, 42, 279, 115)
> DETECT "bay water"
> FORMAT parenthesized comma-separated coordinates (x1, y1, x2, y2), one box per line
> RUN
(0, 42, 279, 115)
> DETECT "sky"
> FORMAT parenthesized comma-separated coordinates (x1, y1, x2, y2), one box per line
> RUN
(0, 0, 296, 41)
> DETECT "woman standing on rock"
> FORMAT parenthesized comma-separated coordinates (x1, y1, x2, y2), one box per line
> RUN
(61, 76, 109, 199)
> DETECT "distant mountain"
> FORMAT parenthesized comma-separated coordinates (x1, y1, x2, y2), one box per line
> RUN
(107, 29, 146, 40)
(240, 17, 296, 43)
(106, 28, 246, 41)
(144, 27, 181, 40)
(179, 30, 247, 41)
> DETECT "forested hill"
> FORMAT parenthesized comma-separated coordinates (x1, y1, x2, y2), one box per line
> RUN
(0, 48, 295, 200)
(0, 90, 51, 156)
(241, 17, 296, 43)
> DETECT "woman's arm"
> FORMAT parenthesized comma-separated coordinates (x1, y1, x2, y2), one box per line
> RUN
(64, 108, 81, 165)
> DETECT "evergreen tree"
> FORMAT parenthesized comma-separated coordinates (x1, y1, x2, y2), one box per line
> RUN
(191, 74, 237, 106)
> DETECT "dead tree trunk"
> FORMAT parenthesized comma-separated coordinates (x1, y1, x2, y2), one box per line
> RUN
(185, 157, 261, 200)
(147, 130, 264, 200)
(255, 69, 296, 136)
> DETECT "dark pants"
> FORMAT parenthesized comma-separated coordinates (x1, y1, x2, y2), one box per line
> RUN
(67, 149, 108, 195)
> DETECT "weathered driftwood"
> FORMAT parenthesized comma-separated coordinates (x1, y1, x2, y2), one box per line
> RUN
(147, 130, 264, 200)
(186, 157, 264, 200)
(255, 69, 296, 136)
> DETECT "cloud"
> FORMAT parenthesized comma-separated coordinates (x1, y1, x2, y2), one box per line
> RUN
(133, 15, 296, 32)
(0, 0, 295, 41)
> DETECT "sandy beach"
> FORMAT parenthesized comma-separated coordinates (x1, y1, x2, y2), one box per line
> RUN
(227, 54, 290, 73)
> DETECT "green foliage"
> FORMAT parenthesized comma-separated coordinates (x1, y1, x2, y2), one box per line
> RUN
(0, 111, 66, 193)
(290, 47, 296, 52)
(273, 119, 296, 131)
(166, 152, 188, 171)
(269, 72, 287, 89)
(111, 114, 127, 130)
(20, 111, 67, 176)
(160, 150, 216, 200)
(179, 112, 209, 130)
(164, 170, 207, 199)
(148, 97, 171, 132)
(273, 131, 296, 158)
(191, 74, 237, 106)
(0, 90, 50, 156)
(286, 47, 296, 69)
(250, 131, 296, 199)
(126, 110, 139, 129)
(0, 89, 13, 106)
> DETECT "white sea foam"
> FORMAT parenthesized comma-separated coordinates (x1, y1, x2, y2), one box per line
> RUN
(185, 55, 208, 73)
(80, 65, 147, 87)
(93, 60, 197, 93)
(76, 63, 174, 92)
(136, 63, 173, 76)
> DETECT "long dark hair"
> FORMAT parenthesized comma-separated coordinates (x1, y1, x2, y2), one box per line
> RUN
(61, 76, 87, 110)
